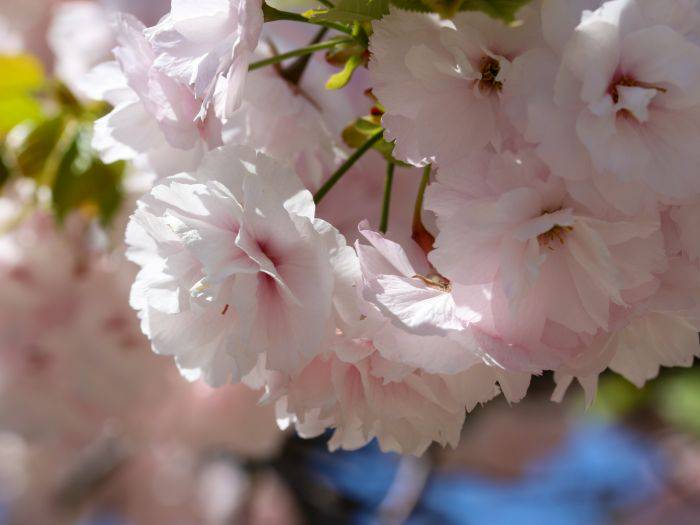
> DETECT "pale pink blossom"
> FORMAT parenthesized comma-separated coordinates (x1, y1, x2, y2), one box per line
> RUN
(425, 147, 666, 368)
(85, 14, 222, 177)
(146, 0, 264, 119)
(0, 206, 286, 523)
(48, 0, 171, 96)
(369, 6, 542, 167)
(223, 65, 341, 192)
(127, 145, 344, 385)
(272, 224, 531, 455)
(0, 213, 172, 443)
(518, 0, 700, 200)
(553, 256, 700, 403)
(670, 203, 700, 262)
(48, 2, 115, 94)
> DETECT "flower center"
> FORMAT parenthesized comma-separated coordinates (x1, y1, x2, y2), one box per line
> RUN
(608, 75, 666, 119)
(477, 56, 502, 94)
(538, 225, 573, 249)
(537, 209, 573, 249)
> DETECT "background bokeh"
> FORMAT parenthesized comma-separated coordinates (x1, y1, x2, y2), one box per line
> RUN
(1, 0, 699, 524)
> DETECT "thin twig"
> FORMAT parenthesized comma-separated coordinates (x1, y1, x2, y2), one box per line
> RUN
(314, 130, 383, 204)
(379, 162, 395, 233)
(249, 37, 353, 71)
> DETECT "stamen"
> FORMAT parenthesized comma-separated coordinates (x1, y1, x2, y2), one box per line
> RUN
(537, 209, 573, 250)
(477, 56, 502, 94)
(413, 273, 452, 292)
(609, 76, 667, 104)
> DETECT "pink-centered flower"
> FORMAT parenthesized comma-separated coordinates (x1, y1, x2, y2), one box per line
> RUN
(425, 147, 666, 363)
(126, 145, 344, 385)
(517, 0, 700, 200)
(369, 6, 542, 167)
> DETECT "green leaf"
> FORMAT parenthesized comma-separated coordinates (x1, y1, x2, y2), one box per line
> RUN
(460, 0, 532, 22)
(52, 126, 125, 225)
(657, 370, 700, 437)
(14, 116, 67, 182)
(310, 0, 389, 22)
(0, 54, 45, 133)
(326, 54, 363, 90)
(388, 0, 431, 12)
(388, 0, 531, 20)
(591, 374, 647, 420)
(419, 0, 462, 17)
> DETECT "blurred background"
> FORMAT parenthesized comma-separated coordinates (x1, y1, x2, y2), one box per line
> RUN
(1, 0, 699, 524)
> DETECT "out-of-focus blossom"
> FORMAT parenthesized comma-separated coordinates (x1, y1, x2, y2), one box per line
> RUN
(84, 14, 222, 177)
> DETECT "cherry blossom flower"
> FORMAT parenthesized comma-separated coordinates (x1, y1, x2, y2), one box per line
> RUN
(271, 223, 531, 455)
(369, 6, 542, 167)
(425, 147, 666, 369)
(223, 65, 341, 192)
(146, 0, 264, 119)
(127, 145, 345, 385)
(553, 256, 700, 403)
(48, 0, 171, 96)
(85, 14, 222, 177)
(517, 0, 700, 200)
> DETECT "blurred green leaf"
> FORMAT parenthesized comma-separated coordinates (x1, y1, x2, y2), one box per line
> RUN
(388, 0, 431, 12)
(310, 0, 389, 22)
(389, 0, 531, 20)
(461, 0, 532, 22)
(656, 370, 700, 436)
(52, 126, 125, 225)
(0, 54, 45, 133)
(14, 116, 67, 182)
(591, 374, 648, 420)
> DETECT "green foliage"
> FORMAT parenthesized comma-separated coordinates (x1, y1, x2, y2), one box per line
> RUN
(0, 54, 45, 134)
(460, 0, 532, 22)
(592, 366, 700, 438)
(657, 370, 700, 436)
(305, 0, 532, 21)
(387, 0, 431, 12)
(0, 56, 127, 229)
(591, 375, 650, 420)
(52, 126, 125, 225)
(14, 116, 67, 182)
(308, 0, 390, 22)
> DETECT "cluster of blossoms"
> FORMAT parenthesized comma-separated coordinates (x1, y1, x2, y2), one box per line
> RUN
(65, 0, 700, 455)
(0, 189, 287, 522)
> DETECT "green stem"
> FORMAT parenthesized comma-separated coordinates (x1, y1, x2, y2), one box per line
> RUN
(379, 162, 395, 234)
(412, 165, 435, 255)
(318, 0, 335, 7)
(281, 27, 328, 85)
(262, 4, 353, 35)
(249, 37, 353, 72)
(314, 130, 383, 204)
